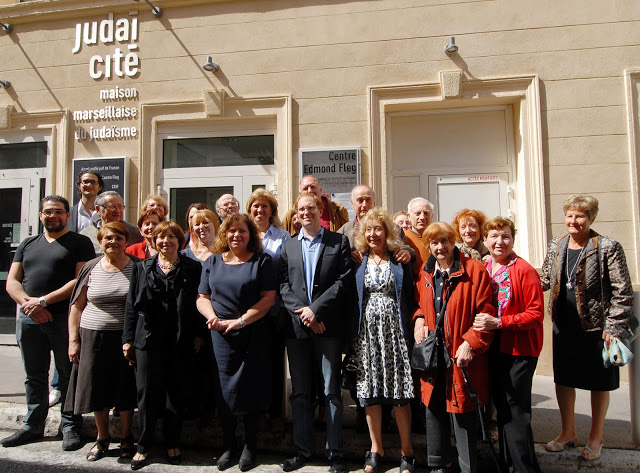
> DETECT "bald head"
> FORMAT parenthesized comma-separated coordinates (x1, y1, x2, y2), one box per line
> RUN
(351, 185, 375, 220)
(299, 175, 322, 197)
(216, 194, 239, 219)
(407, 197, 434, 235)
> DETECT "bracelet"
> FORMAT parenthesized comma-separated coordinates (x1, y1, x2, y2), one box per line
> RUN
(238, 316, 245, 328)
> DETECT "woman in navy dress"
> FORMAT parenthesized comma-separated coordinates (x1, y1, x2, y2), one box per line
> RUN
(197, 213, 276, 472)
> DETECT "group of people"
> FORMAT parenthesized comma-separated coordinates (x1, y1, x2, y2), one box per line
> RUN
(1, 170, 636, 473)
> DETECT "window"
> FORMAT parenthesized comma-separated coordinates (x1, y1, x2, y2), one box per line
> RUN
(163, 135, 274, 169)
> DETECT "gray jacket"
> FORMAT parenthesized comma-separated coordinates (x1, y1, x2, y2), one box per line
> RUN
(540, 230, 635, 338)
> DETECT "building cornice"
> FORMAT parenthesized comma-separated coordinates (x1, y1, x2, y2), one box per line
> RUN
(0, 0, 234, 23)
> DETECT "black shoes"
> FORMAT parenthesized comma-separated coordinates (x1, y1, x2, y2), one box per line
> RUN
(0, 429, 43, 447)
(238, 445, 257, 471)
(217, 449, 237, 471)
(130, 453, 148, 471)
(281, 454, 311, 472)
(329, 455, 347, 473)
(61, 430, 82, 451)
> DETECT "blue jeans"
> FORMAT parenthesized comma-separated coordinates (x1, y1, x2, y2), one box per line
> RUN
(286, 336, 343, 459)
(16, 314, 82, 434)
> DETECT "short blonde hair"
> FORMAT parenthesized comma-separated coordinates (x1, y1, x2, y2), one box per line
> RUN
(562, 194, 599, 222)
(422, 222, 456, 246)
(141, 194, 169, 218)
(483, 217, 517, 239)
(246, 188, 282, 228)
(354, 208, 403, 253)
(451, 209, 488, 244)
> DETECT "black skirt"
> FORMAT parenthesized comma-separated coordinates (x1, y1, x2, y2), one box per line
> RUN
(552, 309, 619, 392)
(64, 328, 137, 414)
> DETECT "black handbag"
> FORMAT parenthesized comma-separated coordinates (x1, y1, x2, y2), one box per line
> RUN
(411, 277, 455, 372)
(340, 352, 358, 391)
(410, 329, 438, 371)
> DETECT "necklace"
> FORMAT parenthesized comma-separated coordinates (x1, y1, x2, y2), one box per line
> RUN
(157, 257, 179, 271)
(565, 245, 587, 290)
(371, 254, 386, 284)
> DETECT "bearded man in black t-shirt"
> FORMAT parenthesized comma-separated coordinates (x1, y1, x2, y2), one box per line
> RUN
(1, 195, 95, 451)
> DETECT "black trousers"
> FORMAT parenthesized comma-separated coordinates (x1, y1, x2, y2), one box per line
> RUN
(492, 352, 541, 473)
(220, 410, 260, 451)
(425, 366, 478, 473)
(134, 347, 184, 453)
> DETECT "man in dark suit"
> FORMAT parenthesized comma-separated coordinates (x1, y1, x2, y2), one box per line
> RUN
(279, 192, 353, 473)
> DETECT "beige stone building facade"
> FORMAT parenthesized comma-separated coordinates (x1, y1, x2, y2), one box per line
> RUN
(0, 0, 639, 378)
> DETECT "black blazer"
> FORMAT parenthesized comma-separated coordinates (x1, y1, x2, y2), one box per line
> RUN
(122, 254, 204, 350)
(66, 203, 80, 232)
(279, 229, 354, 340)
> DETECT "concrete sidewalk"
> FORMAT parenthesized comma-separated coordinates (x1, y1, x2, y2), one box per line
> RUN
(0, 343, 638, 471)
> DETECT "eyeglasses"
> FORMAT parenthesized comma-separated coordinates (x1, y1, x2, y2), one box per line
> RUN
(41, 209, 66, 216)
(297, 205, 318, 213)
(103, 205, 125, 211)
(219, 201, 239, 208)
(81, 179, 98, 185)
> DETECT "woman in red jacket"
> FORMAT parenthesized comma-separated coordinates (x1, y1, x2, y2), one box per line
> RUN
(413, 222, 495, 473)
(473, 217, 543, 473)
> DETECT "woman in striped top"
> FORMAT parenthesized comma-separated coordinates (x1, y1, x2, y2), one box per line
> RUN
(64, 221, 139, 462)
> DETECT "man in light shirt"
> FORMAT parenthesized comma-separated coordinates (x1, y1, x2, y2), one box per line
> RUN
(66, 171, 103, 232)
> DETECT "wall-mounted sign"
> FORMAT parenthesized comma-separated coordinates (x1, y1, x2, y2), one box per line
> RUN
(72, 157, 128, 206)
(299, 147, 360, 212)
(71, 12, 140, 141)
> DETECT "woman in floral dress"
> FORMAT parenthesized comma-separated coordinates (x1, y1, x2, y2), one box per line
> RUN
(352, 208, 415, 473)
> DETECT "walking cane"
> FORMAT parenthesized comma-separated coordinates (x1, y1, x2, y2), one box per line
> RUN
(458, 363, 504, 473)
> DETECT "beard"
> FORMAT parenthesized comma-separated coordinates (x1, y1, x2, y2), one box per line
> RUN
(44, 222, 66, 233)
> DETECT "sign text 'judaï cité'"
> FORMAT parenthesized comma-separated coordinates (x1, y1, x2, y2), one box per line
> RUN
(71, 12, 140, 141)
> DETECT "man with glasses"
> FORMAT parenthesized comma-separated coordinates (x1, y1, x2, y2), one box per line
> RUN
(1, 196, 95, 450)
(66, 171, 104, 232)
(282, 176, 349, 235)
(80, 191, 143, 254)
(215, 193, 240, 221)
(279, 192, 353, 473)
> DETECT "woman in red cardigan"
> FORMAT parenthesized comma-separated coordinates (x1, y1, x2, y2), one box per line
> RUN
(413, 222, 495, 473)
(126, 210, 161, 259)
(473, 217, 544, 473)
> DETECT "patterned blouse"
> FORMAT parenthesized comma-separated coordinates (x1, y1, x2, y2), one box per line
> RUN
(484, 253, 518, 318)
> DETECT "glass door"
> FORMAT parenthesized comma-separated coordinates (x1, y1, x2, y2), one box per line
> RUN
(163, 175, 276, 226)
(0, 178, 39, 333)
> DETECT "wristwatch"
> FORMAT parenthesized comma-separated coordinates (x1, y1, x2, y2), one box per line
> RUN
(38, 296, 47, 308)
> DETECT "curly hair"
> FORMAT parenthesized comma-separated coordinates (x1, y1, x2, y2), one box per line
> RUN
(213, 213, 262, 254)
(451, 209, 488, 244)
(354, 208, 403, 254)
